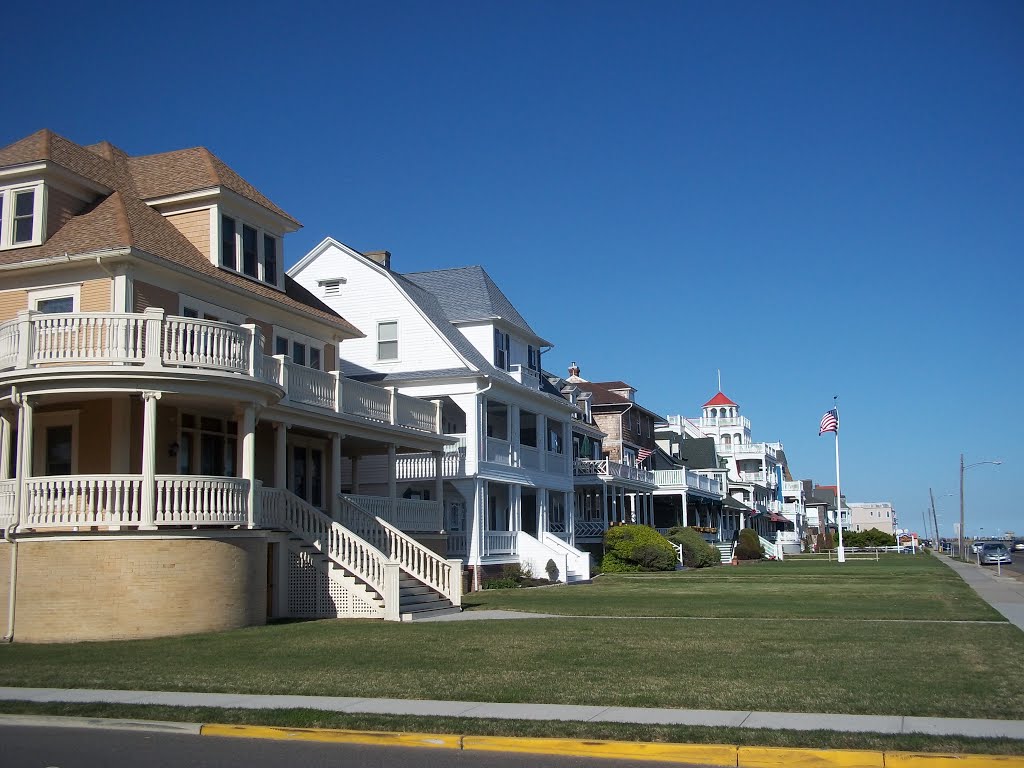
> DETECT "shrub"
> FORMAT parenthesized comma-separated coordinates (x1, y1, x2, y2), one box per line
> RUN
(545, 559, 559, 583)
(665, 526, 721, 568)
(482, 563, 547, 589)
(601, 524, 677, 572)
(734, 528, 763, 561)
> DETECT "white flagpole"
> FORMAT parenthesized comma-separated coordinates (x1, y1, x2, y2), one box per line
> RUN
(835, 402, 846, 563)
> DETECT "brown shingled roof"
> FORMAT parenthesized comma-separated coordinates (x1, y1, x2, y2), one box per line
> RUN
(128, 148, 299, 226)
(0, 129, 357, 336)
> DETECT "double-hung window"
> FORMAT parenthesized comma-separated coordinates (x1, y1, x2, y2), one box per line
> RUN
(377, 321, 398, 361)
(0, 183, 45, 249)
(494, 330, 510, 370)
(219, 213, 281, 287)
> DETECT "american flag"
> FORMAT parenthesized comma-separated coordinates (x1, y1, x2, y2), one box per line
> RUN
(819, 409, 839, 435)
(636, 447, 654, 465)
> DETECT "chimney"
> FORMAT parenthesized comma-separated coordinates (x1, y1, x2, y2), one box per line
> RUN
(364, 250, 391, 270)
(568, 361, 580, 378)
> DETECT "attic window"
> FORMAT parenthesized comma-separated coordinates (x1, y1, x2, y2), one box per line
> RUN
(219, 213, 281, 288)
(0, 183, 44, 249)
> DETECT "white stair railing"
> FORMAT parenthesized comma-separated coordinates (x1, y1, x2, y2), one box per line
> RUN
(540, 531, 591, 581)
(339, 495, 461, 607)
(262, 488, 389, 601)
(758, 535, 779, 559)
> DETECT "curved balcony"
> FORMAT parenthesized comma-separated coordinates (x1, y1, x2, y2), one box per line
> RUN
(9, 474, 249, 531)
(0, 310, 440, 434)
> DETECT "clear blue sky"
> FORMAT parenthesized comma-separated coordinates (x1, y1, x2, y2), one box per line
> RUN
(5, 1, 1021, 538)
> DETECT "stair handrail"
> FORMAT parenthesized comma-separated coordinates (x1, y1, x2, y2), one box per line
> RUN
(540, 530, 592, 580)
(262, 488, 389, 597)
(338, 495, 461, 606)
(758, 534, 778, 559)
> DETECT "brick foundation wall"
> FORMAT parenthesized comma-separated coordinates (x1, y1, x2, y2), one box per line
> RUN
(0, 535, 267, 643)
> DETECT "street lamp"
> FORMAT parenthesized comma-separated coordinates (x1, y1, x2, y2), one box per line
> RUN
(959, 454, 1002, 560)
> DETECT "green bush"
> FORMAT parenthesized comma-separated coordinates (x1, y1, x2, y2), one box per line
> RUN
(545, 559, 559, 583)
(482, 563, 548, 589)
(735, 528, 763, 561)
(665, 526, 721, 568)
(601, 524, 677, 572)
(840, 528, 897, 548)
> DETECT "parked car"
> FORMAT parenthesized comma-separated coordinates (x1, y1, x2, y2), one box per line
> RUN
(972, 541, 987, 554)
(979, 543, 1012, 565)
(1013, 539, 1024, 552)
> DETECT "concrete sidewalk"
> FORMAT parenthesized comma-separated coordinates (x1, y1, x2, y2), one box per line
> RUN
(938, 553, 1024, 632)
(1, 686, 1023, 739)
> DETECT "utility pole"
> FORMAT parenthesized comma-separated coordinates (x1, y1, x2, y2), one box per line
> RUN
(959, 453, 965, 561)
(929, 487, 940, 554)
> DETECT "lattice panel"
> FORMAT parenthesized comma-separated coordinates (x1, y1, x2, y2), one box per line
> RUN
(287, 546, 383, 619)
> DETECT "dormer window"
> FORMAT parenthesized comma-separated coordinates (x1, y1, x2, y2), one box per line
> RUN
(219, 212, 281, 288)
(0, 182, 44, 249)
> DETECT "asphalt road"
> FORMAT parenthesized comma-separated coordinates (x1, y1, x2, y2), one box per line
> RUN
(1, 725, 695, 768)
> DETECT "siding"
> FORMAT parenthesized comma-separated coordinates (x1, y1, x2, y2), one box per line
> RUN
(166, 209, 211, 259)
(291, 243, 464, 375)
(134, 280, 180, 314)
(80, 278, 110, 312)
(245, 317, 274, 353)
(0, 290, 27, 322)
(46, 186, 90, 238)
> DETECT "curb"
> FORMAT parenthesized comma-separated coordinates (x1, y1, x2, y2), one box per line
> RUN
(199, 723, 1024, 767)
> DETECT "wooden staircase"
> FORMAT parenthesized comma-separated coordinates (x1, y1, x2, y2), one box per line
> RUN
(262, 488, 462, 621)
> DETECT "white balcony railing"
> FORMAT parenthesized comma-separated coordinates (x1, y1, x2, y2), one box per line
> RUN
(342, 494, 443, 532)
(0, 479, 17, 529)
(573, 459, 655, 484)
(486, 437, 512, 465)
(17, 474, 247, 530)
(509, 364, 541, 389)
(0, 310, 441, 434)
(651, 469, 722, 495)
(483, 530, 517, 555)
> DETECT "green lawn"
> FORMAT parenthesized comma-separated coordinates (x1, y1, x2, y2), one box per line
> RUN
(0, 553, 1021, 727)
(467, 555, 1004, 620)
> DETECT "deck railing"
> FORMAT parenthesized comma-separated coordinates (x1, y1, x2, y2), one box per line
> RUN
(0, 310, 441, 434)
(573, 459, 654, 484)
(0, 479, 16, 530)
(342, 494, 443, 532)
(483, 530, 517, 555)
(15, 474, 247, 530)
(263, 488, 388, 600)
(339, 495, 461, 606)
(154, 476, 248, 525)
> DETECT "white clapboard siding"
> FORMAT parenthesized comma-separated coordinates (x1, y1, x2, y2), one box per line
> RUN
(290, 241, 465, 374)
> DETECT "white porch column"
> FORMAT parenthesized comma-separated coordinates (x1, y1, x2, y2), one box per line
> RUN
(469, 479, 485, 589)
(240, 403, 256, 529)
(433, 450, 444, 528)
(602, 486, 609, 530)
(510, 484, 522, 532)
(330, 433, 343, 519)
(351, 456, 361, 494)
(510, 405, 520, 468)
(273, 422, 288, 490)
(14, 395, 34, 528)
(539, 488, 549, 534)
(387, 443, 397, 517)
(0, 410, 12, 480)
(682, 492, 689, 527)
(140, 391, 161, 530)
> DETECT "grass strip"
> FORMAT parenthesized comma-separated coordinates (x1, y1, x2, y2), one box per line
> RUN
(2, 617, 1021, 718)
(0, 702, 1021, 756)
(468, 556, 1003, 620)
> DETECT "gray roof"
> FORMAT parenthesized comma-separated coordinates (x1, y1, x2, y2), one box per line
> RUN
(403, 266, 541, 340)
(365, 272, 574, 411)
(393, 272, 493, 373)
(677, 437, 720, 470)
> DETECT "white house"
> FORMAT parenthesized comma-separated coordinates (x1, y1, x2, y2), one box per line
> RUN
(289, 240, 591, 586)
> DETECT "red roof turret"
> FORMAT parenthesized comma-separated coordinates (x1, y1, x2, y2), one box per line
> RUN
(703, 391, 737, 407)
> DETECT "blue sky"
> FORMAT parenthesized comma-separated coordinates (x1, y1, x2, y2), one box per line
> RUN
(5, 1, 1021, 538)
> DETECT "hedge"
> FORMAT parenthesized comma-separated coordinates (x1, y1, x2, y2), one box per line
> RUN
(602, 524, 677, 572)
(735, 528, 763, 560)
(665, 526, 721, 568)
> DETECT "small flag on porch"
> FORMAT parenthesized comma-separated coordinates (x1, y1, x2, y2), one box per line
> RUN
(637, 447, 654, 465)
(819, 409, 838, 435)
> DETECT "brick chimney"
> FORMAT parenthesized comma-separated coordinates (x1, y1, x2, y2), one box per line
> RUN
(364, 250, 391, 270)
(568, 361, 580, 378)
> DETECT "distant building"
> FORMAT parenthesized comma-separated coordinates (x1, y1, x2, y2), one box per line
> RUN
(848, 502, 896, 535)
